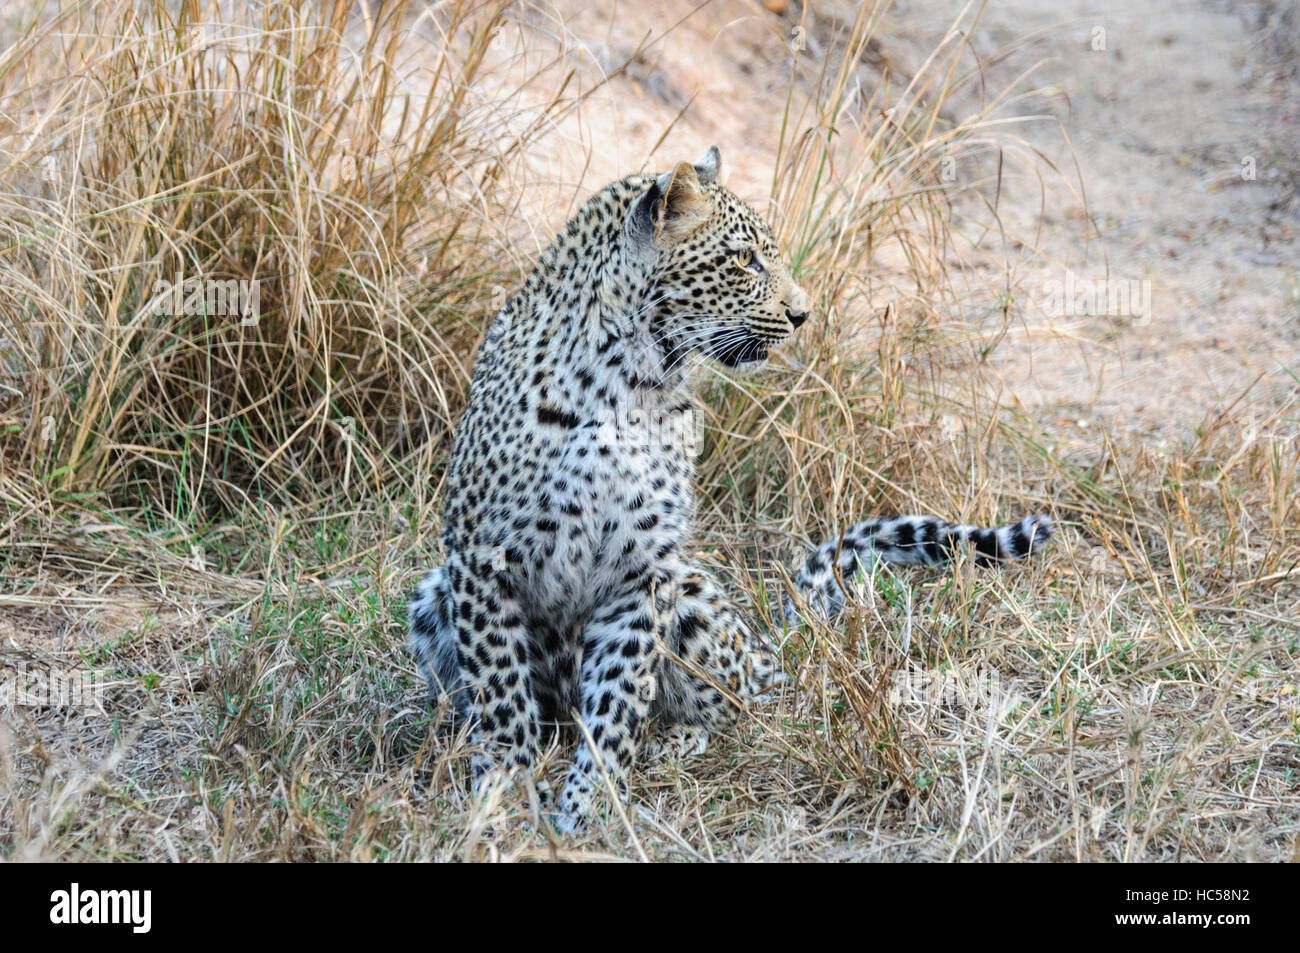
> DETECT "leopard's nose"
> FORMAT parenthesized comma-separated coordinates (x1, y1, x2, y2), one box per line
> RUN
(787, 283, 810, 329)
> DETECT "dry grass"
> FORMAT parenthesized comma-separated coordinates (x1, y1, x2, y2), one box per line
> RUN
(1, 0, 1296, 862)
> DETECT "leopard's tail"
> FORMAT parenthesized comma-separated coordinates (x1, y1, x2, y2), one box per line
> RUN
(787, 514, 1054, 622)
(407, 567, 470, 719)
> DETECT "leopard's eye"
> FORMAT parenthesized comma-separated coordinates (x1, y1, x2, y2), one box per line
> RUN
(733, 250, 753, 269)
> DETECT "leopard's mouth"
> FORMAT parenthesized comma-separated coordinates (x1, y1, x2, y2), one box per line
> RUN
(720, 346, 768, 368)
(709, 329, 770, 368)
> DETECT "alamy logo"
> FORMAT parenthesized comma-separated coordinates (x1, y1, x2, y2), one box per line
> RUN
(49, 883, 151, 933)
(151, 272, 260, 325)
(1, 660, 104, 713)
(1041, 270, 1152, 325)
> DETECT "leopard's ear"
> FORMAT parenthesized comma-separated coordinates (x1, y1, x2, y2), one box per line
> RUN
(652, 161, 711, 245)
(627, 161, 712, 252)
(692, 146, 725, 187)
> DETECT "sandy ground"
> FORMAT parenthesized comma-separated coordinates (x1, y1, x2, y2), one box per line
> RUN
(920, 0, 1300, 438)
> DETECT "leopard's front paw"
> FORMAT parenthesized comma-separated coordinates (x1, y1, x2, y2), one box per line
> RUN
(643, 723, 711, 762)
(552, 773, 595, 835)
(549, 808, 585, 837)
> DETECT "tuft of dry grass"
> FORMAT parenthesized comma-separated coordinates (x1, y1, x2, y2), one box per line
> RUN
(1, 0, 1296, 862)
(0, 0, 557, 524)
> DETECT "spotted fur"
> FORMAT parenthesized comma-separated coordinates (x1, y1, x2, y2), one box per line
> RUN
(408, 147, 1052, 830)
(787, 514, 1054, 621)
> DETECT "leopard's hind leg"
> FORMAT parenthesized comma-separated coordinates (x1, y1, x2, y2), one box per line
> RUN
(645, 560, 781, 761)
(407, 567, 468, 718)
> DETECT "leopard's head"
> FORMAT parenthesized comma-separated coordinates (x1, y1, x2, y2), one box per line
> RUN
(626, 147, 809, 371)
